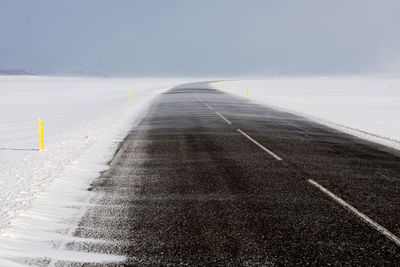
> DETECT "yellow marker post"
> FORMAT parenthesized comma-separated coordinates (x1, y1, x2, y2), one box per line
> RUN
(130, 89, 132, 99)
(247, 88, 249, 96)
(227, 86, 229, 92)
(155, 85, 157, 90)
(38, 118, 44, 151)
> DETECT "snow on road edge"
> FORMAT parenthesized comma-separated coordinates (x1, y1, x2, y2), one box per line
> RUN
(0, 85, 166, 265)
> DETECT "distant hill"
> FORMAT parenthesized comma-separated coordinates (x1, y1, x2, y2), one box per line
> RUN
(0, 69, 36, 76)
(0, 69, 108, 77)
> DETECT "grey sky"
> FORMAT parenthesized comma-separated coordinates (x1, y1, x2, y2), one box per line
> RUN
(1, 0, 399, 76)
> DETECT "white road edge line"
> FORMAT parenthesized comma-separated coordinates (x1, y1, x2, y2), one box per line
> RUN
(237, 129, 283, 161)
(308, 179, 400, 247)
(215, 111, 232, 125)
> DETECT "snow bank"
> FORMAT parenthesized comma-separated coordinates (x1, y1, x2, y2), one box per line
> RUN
(213, 76, 400, 150)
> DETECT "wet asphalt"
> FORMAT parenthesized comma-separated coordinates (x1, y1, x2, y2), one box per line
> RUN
(66, 83, 400, 265)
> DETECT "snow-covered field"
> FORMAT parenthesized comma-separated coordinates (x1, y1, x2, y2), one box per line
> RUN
(214, 76, 400, 150)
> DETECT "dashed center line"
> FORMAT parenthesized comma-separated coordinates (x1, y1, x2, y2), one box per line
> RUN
(196, 95, 282, 160)
(195, 94, 399, 249)
(237, 129, 283, 161)
(195, 95, 204, 103)
(203, 102, 214, 110)
(215, 111, 232, 125)
(308, 179, 400, 247)
(196, 95, 231, 124)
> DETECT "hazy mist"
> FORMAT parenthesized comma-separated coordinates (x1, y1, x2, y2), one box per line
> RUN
(1, 0, 399, 76)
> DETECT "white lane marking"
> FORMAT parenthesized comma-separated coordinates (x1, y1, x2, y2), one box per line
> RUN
(308, 179, 400, 247)
(203, 102, 214, 110)
(237, 129, 283, 161)
(195, 95, 204, 103)
(195, 95, 213, 109)
(196, 95, 231, 125)
(215, 111, 232, 125)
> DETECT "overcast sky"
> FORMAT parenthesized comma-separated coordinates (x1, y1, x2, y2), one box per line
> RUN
(1, 0, 399, 76)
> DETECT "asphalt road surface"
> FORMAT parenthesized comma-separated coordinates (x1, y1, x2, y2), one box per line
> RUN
(66, 83, 400, 265)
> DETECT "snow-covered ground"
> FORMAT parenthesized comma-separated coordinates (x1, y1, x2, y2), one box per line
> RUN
(213, 76, 400, 150)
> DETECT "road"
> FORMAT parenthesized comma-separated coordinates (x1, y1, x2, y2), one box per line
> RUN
(65, 83, 400, 265)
